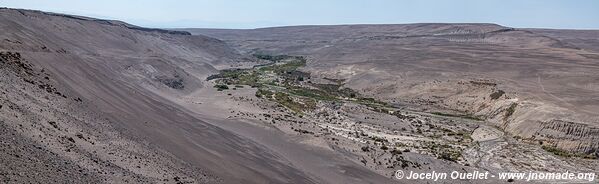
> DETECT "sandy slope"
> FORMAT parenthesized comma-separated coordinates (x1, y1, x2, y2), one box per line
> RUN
(0, 8, 391, 183)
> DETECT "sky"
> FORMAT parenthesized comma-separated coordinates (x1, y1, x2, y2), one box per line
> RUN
(2, 0, 599, 29)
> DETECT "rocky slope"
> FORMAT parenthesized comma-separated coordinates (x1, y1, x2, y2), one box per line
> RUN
(0, 8, 339, 183)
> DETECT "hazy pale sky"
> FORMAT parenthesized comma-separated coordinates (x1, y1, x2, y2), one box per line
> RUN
(2, 0, 598, 29)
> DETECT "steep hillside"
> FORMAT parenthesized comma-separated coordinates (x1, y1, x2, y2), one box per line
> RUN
(1, 8, 355, 183)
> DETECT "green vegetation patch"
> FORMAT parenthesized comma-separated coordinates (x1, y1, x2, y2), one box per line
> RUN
(255, 88, 273, 98)
(489, 90, 505, 100)
(213, 84, 229, 91)
(431, 112, 484, 121)
(438, 150, 462, 162)
(356, 97, 390, 108)
(259, 58, 306, 74)
(253, 53, 294, 61)
(504, 103, 518, 120)
(272, 92, 316, 113)
(210, 69, 261, 87)
(287, 86, 338, 101)
(542, 145, 597, 159)
(209, 54, 391, 114)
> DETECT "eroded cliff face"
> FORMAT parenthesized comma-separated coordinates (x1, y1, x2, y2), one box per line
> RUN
(341, 74, 599, 156)
(419, 81, 599, 156)
(388, 80, 595, 155)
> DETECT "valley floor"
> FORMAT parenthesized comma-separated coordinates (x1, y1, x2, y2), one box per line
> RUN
(168, 56, 599, 183)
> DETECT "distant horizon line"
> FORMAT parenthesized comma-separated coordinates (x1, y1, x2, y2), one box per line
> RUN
(4, 7, 599, 31)
(170, 23, 599, 31)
